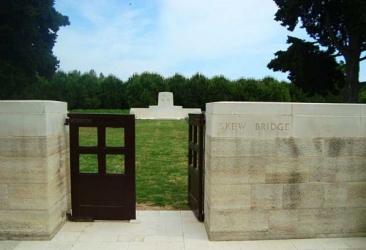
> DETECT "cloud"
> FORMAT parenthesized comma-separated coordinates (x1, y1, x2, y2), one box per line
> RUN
(53, 0, 307, 81)
(158, 0, 281, 58)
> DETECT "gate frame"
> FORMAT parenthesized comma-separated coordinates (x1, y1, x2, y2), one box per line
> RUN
(67, 113, 136, 221)
(188, 113, 205, 222)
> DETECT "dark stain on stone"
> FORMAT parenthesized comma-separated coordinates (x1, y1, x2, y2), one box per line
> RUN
(288, 137, 299, 157)
(313, 138, 323, 156)
(327, 138, 344, 157)
(289, 171, 302, 183)
(286, 183, 301, 209)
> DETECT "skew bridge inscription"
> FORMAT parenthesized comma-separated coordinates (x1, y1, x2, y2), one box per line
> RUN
(220, 122, 291, 131)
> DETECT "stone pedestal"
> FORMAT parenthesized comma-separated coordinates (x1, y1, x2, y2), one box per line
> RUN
(130, 92, 201, 119)
(205, 102, 366, 240)
(0, 101, 70, 240)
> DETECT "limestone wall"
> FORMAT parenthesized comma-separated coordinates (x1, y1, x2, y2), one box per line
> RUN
(0, 101, 70, 240)
(205, 102, 366, 240)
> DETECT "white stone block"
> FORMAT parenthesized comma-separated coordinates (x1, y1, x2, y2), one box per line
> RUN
(130, 92, 201, 119)
(292, 103, 361, 116)
(0, 100, 67, 114)
(0, 101, 68, 136)
(292, 116, 360, 138)
(206, 102, 292, 115)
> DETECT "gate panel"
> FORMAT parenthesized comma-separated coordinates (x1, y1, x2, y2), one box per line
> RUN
(188, 113, 205, 222)
(68, 114, 135, 220)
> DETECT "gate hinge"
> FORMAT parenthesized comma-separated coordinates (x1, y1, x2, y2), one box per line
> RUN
(64, 118, 69, 125)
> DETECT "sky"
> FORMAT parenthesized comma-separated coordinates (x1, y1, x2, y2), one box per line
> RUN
(53, 0, 366, 82)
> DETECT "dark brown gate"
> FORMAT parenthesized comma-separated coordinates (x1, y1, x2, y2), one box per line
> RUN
(188, 113, 205, 222)
(67, 114, 135, 220)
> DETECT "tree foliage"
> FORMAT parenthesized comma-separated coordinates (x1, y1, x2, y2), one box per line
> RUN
(125, 72, 168, 108)
(268, 36, 345, 95)
(0, 0, 69, 99)
(24, 70, 297, 110)
(273, 0, 366, 102)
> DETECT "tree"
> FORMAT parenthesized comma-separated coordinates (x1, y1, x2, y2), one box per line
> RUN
(125, 72, 168, 108)
(165, 74, 187, 107)
(273, 0, 366, 102)
(186, 73, 208, 109)
(0, 0, 69, 99)
(101, 75, 127, 109)
(268, 36, 345, 96)
(206, 75, 231, 103)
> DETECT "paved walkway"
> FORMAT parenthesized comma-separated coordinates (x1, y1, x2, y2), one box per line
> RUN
(1, 211, 365, 250)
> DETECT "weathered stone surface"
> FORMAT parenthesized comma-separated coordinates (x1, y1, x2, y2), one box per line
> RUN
(335, 158, 366, 182)
(0, 157, 48, 184)
(356, 208, 366, 232)
(324, 138, 354, 157)
(205, 102, 366, 241)
(0, 101, 70, 240)
(298, 208, 359, 234)
(323, 183, 348, 208)
(47, 148, 70, 183)
(0, 184, 8, 209)
(209, 184, 251, 210)
(265, 157, 309, 184)
(269, 210, 299, 233)
(9, 183, 49, 210)
(208, 138, 278, 157)
(308, 158, 337, 182)
(0, 194, 69, 240)
(352, 139, 366, 157)
(251, 184, 283, 209)
(348, 182, 366, 207)
(277, 138, 323, 157)
(207, 156, 266, 184)
(208, 209, 268, 233)
(0, 133, 69, 158)
(283, 183, 324, 209)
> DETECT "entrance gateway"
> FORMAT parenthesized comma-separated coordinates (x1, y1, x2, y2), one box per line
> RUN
(67, 112, 205, 221)
(67, 114, 136, 220)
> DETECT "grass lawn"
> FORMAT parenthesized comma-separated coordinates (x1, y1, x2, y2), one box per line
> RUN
(74, 109, 189, 210)
(135, 119, 188, 209)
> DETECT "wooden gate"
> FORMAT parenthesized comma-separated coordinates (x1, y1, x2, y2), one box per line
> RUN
(67, 114, 135, 220)
(188, 113, 205, 222)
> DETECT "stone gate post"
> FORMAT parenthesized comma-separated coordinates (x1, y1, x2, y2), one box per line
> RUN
(0, 101, 70, 240)
(204, 102, 366, 240)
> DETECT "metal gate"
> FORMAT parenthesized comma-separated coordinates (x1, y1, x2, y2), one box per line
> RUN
(67, 114, 135, 220)
(188, 113, 205, 222)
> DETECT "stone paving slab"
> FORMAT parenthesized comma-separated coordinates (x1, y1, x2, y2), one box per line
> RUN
(0, 211, 365, 250)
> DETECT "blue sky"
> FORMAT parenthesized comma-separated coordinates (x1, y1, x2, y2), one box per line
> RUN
(53, 0, 365, 82)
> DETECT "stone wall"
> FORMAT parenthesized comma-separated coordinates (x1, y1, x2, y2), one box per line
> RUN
(205, 102, 366, 240)
(0, 101, 70, 240)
